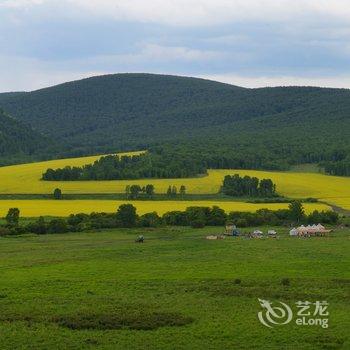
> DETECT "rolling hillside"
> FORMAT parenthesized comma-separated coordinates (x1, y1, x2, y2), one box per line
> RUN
(0, 109, 50, 163)
(0, 74, 349, 169)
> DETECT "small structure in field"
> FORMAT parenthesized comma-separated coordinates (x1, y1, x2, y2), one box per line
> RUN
(206, 235, 225, 240)
(225, 223, 235, 235)
(224, 223, 240, 236)
(289, 228, 299, 236)
(135, 235, 144, 243)
(267, 230, 277, 238)
(294, 224, 332, 237)
(249, 230, 263, 239)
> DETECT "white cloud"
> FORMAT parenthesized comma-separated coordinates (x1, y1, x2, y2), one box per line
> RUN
(66, 0, 350, 26)
(200, 73, 350, 89)
(3, 0, 350, 26)
(140, 43, 224, 61)
(0, 0, 44, 8)
(0, 55, 106, 91)
(75, 43, 225, 66)
(0, 43, 224, 91)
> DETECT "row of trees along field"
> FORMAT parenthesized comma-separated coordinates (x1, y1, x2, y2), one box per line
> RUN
(125, 185, 186, 199)
(42, 152, 207, 181)
(0, 201, 339, 236)
(50, 185, 187, 200)
(41, 146, 350, 183)
(322, 159, 350, 176)
(222, 174, 277, 197)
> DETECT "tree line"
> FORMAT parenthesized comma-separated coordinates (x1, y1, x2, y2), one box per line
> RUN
(0, 201, 339, 236)
(42, 152, 207, 181)
(222, 174, 277, 197)
(322, 159, 350, 176)
(125, 184, 186, 199)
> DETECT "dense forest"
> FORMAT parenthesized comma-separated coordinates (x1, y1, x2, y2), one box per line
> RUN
(222, 174, 277, 197)
(0, 108, 50, 164)
(0, 73, 349, 174)
(322, 157, 350, 176)
(42, 152, 207, 181)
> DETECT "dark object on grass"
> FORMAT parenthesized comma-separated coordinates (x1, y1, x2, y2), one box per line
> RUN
(232, 229, 240, 236)
(234, 279, 241, 285)
(135, 235, 144, 243)
(53, 311, 193, 330)
(281, 278, 290, 286)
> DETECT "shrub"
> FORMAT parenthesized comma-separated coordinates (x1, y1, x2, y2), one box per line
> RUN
(116, 204, 137, 227)
(47, 219, 69, 234)
(185, 206, 209, 227)
(190, 219, 205, 229)
(0, 227, 11, 237)
(67, 213, 90, 226)
(162, 211, 188, 226)
(26, 217, 47, 235)
(53, 188, 62, 200)
(139, 212, 161, 227)
(207, 206, 227, 226)
(5, 208, 20, 226)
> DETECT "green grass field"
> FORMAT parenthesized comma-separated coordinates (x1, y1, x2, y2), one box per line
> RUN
(0, 227, 349, 349)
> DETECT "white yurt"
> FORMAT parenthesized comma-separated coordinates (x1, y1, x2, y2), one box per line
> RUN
(289, 228, 299, 236)
(297, 225, 307, 234)
(317, 223, 325, 231)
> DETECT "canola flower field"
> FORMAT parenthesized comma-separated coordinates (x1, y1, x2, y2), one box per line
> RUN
(0, 151, 349, 216)
(0, 200, 330, 217)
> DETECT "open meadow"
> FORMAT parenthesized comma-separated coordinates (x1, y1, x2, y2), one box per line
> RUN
(0, 226, 349, 349)
(0, 153, 349, 217)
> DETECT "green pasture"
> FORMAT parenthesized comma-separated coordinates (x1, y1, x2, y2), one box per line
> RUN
(0, 227, 349, 349)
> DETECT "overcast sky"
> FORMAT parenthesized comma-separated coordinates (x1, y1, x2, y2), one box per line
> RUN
(1, 0, 350, 92)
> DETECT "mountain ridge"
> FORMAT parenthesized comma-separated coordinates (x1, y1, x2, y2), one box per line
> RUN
(0, 73, 349, 171)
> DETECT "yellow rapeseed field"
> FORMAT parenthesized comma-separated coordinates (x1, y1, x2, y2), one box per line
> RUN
(0, 200, 330, 217)
(0, 152, 349, 216)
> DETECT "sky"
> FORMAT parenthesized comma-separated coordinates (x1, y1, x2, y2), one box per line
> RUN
(1, 0, 350, 92)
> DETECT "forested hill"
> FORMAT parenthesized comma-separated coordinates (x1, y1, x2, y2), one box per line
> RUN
(0, 73, 349, 171)
(0, 109, 50, 163)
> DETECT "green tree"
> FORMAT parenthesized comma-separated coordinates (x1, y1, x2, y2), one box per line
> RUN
(6, 208, 20, 226)
(116, 204, 137, 227)
(139, 212, 161, 227)
(145, 184, 155, 198)
(288, 200, 305, 223)
(185, 206, 208, 228)
(129, 185, 142, 199)
(166, 186, 172, 197)
(179, 185, 186, 197)
(172, 186, 177, 197)
(125, 185, 130, 199)
(207, 206, 227, 226)
(53, 188, 62, 200)
(47, 218, 68, 234)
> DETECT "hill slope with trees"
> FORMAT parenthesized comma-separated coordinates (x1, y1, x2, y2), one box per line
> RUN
(0, 109, 50, 164)
(0, 73, 349, 172)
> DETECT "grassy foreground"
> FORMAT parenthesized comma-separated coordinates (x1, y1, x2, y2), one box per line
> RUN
(0, 227, 349, 349)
